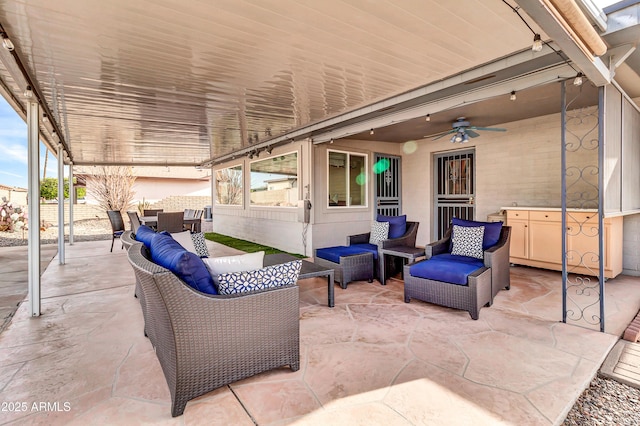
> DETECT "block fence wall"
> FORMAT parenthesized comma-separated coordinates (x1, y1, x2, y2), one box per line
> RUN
(40, 196, 211, 225)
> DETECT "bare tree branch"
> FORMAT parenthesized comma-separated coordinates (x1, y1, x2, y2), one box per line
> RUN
(86, 166, 136, 213)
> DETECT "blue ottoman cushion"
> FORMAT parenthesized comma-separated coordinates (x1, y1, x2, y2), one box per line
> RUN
(409, 254, 484, 286)
(316, 245, 372, 264)
(349, 243, 379, 260)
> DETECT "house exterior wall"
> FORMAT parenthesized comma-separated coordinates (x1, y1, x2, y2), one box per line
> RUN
(132, 177, 211, 204)
(212, 140, 312, 255)
(211, 101, 640, 275)
(0, 187, 27, 206)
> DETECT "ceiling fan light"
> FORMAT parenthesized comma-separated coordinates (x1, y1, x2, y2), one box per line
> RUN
(461, 133, 469, 143)
(454, 133, 464, 143)
(532, 34, 543, 52)
(450, 135, 457, 143)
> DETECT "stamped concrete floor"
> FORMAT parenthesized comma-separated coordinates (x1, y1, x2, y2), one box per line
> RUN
(1, 240, 640, 425)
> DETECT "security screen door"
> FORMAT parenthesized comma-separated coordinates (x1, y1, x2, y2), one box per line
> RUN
(434, 149, 475, 239)
(374, 153, 401, 217)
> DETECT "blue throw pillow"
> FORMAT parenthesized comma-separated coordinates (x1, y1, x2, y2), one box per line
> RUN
(150, 233, 217, 295)
(451, 218, 503, 250)
(134, 224, 156, 248)
(377, 214, 407, 239)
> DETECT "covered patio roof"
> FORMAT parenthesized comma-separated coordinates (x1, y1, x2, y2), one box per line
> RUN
(0, 0, 637, 168)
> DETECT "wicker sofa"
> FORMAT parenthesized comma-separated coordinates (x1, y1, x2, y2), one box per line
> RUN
(126, 242, 300, 417)
(404, 224, 511, 320)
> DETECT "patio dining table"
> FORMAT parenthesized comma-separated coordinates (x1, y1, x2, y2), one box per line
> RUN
(140, 215, 202, 231)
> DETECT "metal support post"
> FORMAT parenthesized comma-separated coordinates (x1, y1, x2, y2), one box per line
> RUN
(69, 163, 74, 245)
(27, 101, 41, 317)
(57, 144, 65, 264)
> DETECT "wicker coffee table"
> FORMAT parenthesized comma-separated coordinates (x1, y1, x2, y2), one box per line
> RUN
(264, 253, 336, 307)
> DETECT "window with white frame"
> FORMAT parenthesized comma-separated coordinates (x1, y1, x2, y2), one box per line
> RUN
(250, 152, 298, 207)
(215, 164, 243, 206)
(327, 150, 367, 208)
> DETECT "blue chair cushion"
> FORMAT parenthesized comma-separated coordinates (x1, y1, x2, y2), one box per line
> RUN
(349, 243, 379, 260)
(316, 245, 375, 264)
(150, 233, 217, 295)
(134, 224, 156, 248)
(452, 217, 503, 250)
(409, 254, 484, 286)
(377, 214, 407, 239)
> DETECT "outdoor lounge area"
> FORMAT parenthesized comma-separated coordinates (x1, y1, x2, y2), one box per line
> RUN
(1, 238, 640, 425)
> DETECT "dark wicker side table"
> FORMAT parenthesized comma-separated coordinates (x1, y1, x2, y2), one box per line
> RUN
(379, 246, 425, 285)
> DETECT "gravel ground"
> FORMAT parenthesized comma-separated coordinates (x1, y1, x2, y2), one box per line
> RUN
(0, 218, 112, 246)
(563, 375, 640, 425)
(2, 223, 639, 424)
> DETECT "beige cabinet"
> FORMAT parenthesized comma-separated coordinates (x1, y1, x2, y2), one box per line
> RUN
(505, 208, 623, 278)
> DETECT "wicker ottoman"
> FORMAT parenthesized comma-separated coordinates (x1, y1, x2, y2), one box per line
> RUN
(403, 264, 492, 320)
(314, 247, 374, 289)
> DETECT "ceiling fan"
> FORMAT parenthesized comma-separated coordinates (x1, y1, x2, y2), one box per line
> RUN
(431, 117, 506, 143)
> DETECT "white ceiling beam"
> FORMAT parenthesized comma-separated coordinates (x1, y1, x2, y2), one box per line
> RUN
(516, 0, 610, 86)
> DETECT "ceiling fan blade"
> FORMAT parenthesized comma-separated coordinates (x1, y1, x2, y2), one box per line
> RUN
(430, 129, 455, 140)
(466, 129, 480, 138)
(472, 126, 506, 132)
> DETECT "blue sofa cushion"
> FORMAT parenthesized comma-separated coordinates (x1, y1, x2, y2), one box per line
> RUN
(150, 233, 217, 295)
(377, 214, 407, 239)
(349, 243, 379, 260)
(452, 217, 503, 250)
(409, 254, 484, 286)
(134, 224, 156, 248)
(316, 245, 376, 263)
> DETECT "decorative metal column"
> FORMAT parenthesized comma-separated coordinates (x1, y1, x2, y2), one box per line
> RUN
(561, 81, 605, 332)
(27, 101, 41, 317)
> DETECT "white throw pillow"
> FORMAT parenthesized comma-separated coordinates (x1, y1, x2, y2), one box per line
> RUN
(202, 251, 265, 284)
(170, 231, 198, 255)
(450, 225, 485, 259)
(369, 221, 390, 245)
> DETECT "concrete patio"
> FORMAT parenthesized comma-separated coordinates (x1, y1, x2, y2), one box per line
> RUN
(1, 240, 640, 425)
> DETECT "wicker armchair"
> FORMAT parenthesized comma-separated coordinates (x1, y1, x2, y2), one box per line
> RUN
(126, 243, 300, 417)
(347, 221, 419, 281)
(404, 226, 511, 319)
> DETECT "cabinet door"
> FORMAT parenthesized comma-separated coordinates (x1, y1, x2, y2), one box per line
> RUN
(529, 219, 563, 263)
(508, 219, 528, 259)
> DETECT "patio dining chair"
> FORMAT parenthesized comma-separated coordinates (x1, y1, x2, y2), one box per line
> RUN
(156, 211, 184, 233)
(127, 211, 141, 233)
(107, 210, 125, 252)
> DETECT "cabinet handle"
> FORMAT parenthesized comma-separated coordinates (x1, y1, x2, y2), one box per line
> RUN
(524, 225, 527, 228)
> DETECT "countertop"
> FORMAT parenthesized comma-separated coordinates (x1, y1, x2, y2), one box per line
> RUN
(500, 206, 598, 213)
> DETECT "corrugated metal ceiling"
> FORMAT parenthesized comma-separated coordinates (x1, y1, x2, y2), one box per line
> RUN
(0, 0, 544, 166)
